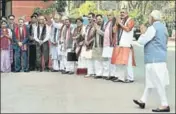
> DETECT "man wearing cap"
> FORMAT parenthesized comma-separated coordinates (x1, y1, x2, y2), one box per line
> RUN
(133, 10, 170, 112)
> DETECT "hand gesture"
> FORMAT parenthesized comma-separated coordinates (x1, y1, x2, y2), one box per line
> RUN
(94, 23, 98, 30)
(18, 42, 23, 47)
(140, 24, 147, 34)
(39, 40, 43, 45)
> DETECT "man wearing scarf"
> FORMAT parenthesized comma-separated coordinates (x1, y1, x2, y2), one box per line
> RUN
(14, 18, 29, 72)
(101, 11, 117, 80)
(50, 14, 63, 72)
(83, 12, 97, 77)
(28, 14, 38, 71)
(33, 15, 50, 72)
(7, 15, 17, 72)
(0, 20, 12, 72)
(60, 17, 75, 74)
(92, 14, 105, 79)
(111, 8, 136, 83)
(72, 18, 87, 75)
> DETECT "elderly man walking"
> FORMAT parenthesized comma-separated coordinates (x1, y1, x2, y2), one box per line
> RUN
(133, 10, 170, 112)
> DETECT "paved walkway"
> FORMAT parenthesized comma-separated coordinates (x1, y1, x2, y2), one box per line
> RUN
(1, 44, 175, 113)
(1, 72, 175, 113)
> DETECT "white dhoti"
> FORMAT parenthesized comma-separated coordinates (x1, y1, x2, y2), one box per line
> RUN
(77, 57, 87, 68)
(115, 50, 134, 81)
(102, 58, 116, 77)
(86, 59, 95, 75)
(102, 46, 116, 77)
(94, 60, 103, 76)
(50, 45, 61, 70)
(140, 62, 169, 106)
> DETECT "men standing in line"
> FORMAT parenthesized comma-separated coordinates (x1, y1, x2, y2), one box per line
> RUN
(111, 8, 136, 83)
(50, 14, 63, 72)
(133, 10, 170, 112)
(60, 17, 75, 74)
(14, 17, 29, 72)
(7, 15, 17, 72)
(101, 11, 117, 80)
(33, 15, 50, 72)
(28, 14, 38, 71)
(92, 14, 105, 79)
(84, 12, 97, 77)
(0, 20, 12, 72)
(72, 17, 87, 75)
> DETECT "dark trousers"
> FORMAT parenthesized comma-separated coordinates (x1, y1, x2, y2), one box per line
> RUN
(29, 44, 36, 71)
(15, 48, 28, 72)
(36, 42, 49, 70)
(11, 49, 15, 72)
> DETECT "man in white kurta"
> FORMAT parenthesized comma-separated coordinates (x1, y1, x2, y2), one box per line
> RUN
(133, 10, 170, 112)
(111, 9, 136, 82)
(50, 14, 63, 71)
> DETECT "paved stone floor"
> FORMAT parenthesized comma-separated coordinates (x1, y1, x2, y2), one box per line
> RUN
(1, 45, 175, 113)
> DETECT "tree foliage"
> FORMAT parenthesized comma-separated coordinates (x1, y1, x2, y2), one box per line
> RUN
(33, 0, 67, 15)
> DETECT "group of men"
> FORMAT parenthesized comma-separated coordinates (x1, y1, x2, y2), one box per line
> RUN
(1, 8, 171, 112)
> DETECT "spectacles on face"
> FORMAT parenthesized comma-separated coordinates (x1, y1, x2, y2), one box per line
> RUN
(9, 18, 14, 20)
(120, 11, 125, 14)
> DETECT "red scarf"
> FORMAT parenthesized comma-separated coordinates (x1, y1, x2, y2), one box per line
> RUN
(15, 25, 27, 41)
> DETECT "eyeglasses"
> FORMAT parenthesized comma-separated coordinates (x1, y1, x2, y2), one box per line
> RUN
(120, 12, 125, 14)
(9, 18, 14, 20)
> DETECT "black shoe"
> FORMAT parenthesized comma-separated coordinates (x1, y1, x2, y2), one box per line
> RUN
(123, 79, 134, 83)
(94, 76, 102, 79)
(51, 70, 58, 72)
(24, 70, 29, 72)
(111, 77, 118, 81)
(62, 71, 69, 74)
(68, 72, 74, 75)
(44, 68, 50, 72)
(152, 106, 170, 112)
(40, 69, 43, 72)
(133, 99, 145, 109)
(105, 77, 115, 80)
(112, 79, 120, 82)
(14, 70, 20, 73)
(102, 76, 107, 79)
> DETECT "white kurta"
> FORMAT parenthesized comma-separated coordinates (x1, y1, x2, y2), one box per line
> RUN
(137, 24, 170, 88)
(137, 23, 170, 106)
(50, 21, 63, 70)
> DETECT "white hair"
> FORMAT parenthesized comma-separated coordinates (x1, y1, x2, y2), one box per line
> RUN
(150, 10, 162, 21)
